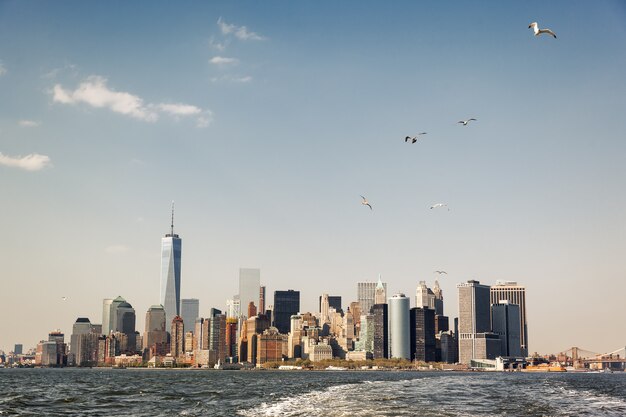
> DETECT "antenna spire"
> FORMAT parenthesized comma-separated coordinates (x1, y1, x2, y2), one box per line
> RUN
(170, 200, 175, 236)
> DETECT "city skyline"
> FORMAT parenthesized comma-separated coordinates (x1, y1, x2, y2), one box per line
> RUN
(1, 1, 625, 354)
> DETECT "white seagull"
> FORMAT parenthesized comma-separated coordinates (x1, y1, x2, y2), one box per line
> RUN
(528, 22, 557, 39)
(360, 195, 372, 210)
(61, 296, 68, 301)
(434, 270, 448, 275)
(405, 132, 427, 143)
(458, 118, 477, 126)
(430, 203, 449, 210)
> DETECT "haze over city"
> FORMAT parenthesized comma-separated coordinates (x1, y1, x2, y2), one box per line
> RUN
(1, 1, 625, 356)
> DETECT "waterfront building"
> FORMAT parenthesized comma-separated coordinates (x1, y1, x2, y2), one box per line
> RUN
(143, 305, 167, 351)
(490, 281, 528, 356)
(457, 280, 500, 364)
(70, 318, 100, 366)
(409, 307, 436, 362)
(245, 314, 271, 364)
(491, 301, 522, 357)
(160, 203, 182, 325)
(372, 304, 388, 359)
(101, 299, 113, 335)
(355, 313, 374, 353)
(288, 314, 304, 358)
(433, 280, 444, 316)
(437, 331, 457, 364)
(359, 277, 387, 315)
(225, 318, 238, 361)
(273, 290, 300, 334)
(170, 316, 184, 358)
(309, 342, 333, 362)
(239, 268, 261, 319)
(114, 299, 136, 353)
(14, 344, 23, 355)
(184, 331, 194, 353)
(181, 299, 199, 334)
(209, 312, 227, 364)
(256, 327, 287, 366)
(388, 294, 410, 360)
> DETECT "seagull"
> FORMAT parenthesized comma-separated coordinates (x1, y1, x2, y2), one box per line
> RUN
(528, 22, 557, 39)
(405, 132, 427, 143)
(61, 296, 68, 301)
(360, 195, 373, 210)
(458, 118, 477, 126)
(430, 203, 449, 210)
(434, 270, 448, 275)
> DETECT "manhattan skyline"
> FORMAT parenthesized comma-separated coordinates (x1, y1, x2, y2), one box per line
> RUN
(1, 1, 625, 354)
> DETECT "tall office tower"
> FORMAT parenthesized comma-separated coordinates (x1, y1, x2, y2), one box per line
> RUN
(193, 318, 205, 350)
(372, 304, 388, 359)
(184, 331, 194, 353)
(102, 299, 113, 335)
(415, 281, 436, 309)
(433, 280, 444, 315)
(374, 277, 387, 305)
(70, 318, 99, 366)
(435, 315, 449, 333)
(247, 302, 257, 318)
(170, 316, 184, 358)
(273, 290, 300, 334)
(239, 268, 261, 319)
(160, 203, 182, 325)
(209, 313, 227, 363)
(288, 314, 304, 358)
(226, 297, 240, 319)
(356, 314, 374, 353)
(388, 294, 410, 360)
(457, 280, 500, 364)
(319, 295, 342, 318)
(359, 277, 388, 315)
(491, 301, 522, 357)
(143, 305, 167, 351)
(14, 344, 23, 355)
(259, 286, 266, 313)
(320, 294, 330, 324)
(181, 299, 199, 334)
(225, 318, 238, 360)
(115, 299, 137, 353)
(410, 307, 436, 362)
(437, 331, 457, 364)
(490, 281, 528, 356)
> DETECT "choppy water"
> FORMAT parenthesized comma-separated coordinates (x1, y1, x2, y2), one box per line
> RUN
(0, 369, 625, 416)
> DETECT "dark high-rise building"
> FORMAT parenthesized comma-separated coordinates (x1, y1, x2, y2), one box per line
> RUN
(14, 344, 23, 355)
(372, 303, 388, 359)
(457, 280, 498, 364)
(70, 318, 99, 366)
(115, 299, 137, 353)
(435, 315, 449, 333)
(490, 281, 528, 356)
(160, 203, 182, 325)
(491, 301, 522, 357)
(181, 299, 199, 334)
(319, 295, 342, 314)
(410, 307, 436, 362)
(273, 290, 300, 334)
(144, 305, 167, 352)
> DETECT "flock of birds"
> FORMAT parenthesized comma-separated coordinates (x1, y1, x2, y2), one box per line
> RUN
(359, 21, 557, 277)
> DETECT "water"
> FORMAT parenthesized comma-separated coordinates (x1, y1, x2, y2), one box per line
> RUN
(0, 369, 625, 416)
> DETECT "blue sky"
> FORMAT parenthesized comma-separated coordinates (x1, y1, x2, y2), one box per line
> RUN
(1, 1, 625, 354)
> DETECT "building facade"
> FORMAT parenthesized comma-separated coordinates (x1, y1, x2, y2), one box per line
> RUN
(491, 301, 522, 357)
(181, 299, 199, 334)
(160, 205, 182, 325)
(458, 280, 498, 364)
(273, 290, 300, 334)
(410, 307, 436, 362)
(388, 294, 410, 360)
(490, 281, 528, 356)
(239, 268, 261, 319)
(359, 278, 387, 315)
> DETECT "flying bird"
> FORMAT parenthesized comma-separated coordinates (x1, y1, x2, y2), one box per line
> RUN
(61, 296, 68, 301)
(430, 203, 449, 210)
(458, 118, 477, 126)
(528, 22, 557, 38)
(405, 132, 427, 143)
(434, 270, 448, 275)
(360, 195, 372, 210)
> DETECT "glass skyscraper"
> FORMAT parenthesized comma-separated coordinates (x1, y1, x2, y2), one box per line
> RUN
(273, 290, 300, 334)
(239, 268, 260, 318)
(160, 203, 182, 325)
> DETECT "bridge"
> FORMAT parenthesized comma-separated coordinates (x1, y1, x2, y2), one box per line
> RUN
(557, 346, 626, 370)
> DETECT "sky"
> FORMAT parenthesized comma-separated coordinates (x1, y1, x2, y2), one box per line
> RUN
(1, 1, 625, 355)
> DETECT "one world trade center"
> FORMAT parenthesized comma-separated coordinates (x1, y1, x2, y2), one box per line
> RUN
(160, 202, 181, 325)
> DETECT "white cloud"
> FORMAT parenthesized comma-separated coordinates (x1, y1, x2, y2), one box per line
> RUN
(196, 111, 214, 128)
(0, 152, 52, 171)
(217, 17, 265, 41)
(209, 36, 227, 51)
(210, 56, 239, 66)
(19, 120, 40, 127)
(52, 76, 158, 121)
(105, 244, 130, 254)
(211, 75, 252, 83)
(157, 103, 202, 116)
(0, 62, 6, 76)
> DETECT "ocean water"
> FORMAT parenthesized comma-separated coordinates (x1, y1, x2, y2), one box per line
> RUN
(0, 369, 624, 416)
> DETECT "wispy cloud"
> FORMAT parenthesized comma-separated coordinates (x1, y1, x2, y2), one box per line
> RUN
(211, 75, 252, 83)
(196, 111, 214, 128)
(0, 152, 52, 171)
(217, 17, 266, 41)
(53, 76, 158, 121)
(105, 244, 130, 254)
(52, 75, 211, 127)
(0, 62, 6, 76)
(208, 36, 227, 51)
(210, 56, 239, 66)
(19, 120, 40, 127)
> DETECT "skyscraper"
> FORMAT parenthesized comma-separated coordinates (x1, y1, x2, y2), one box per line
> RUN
(374, 277, 386, 305)
(433, 280, 444, 316)
(457, 280, 500, 364)
(273, 290, 300, 334)
(490, 281, 528, 356)
(115, 299, 137, 353)
(358, 277, 387, 315)
(170, 316, 184, 358)
(319, 294, 342, 322)
(388, 294, 410, 360)
(372, 304, 388, 359)
(415, 281, 435, 309)
(239, 268, 260, 319)
(181, 299, 199, 334)
(410, 307, 436, 362)
(491, 301, 522, 357)
(101, 299, 113, 335)
(160, 203, 182, 325)
(259, 286, 266, 313)
(143, 305, 167, 351)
